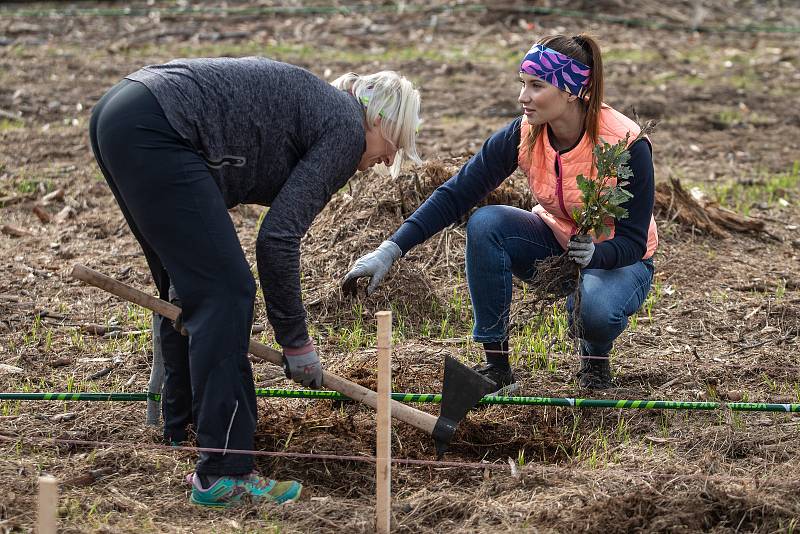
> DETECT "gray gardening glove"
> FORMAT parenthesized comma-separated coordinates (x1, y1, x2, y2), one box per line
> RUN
(282, 340, 323, 389)
(341, 240, 402, 296)
(168, 283, 188, 336)
(567, 234, 595, 268)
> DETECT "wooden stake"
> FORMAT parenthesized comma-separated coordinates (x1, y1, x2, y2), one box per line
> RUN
(375, 311, 392, 534)
(38, 475, 58, 534)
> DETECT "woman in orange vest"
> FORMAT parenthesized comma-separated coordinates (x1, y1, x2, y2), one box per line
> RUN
(344, 34, 657, 391)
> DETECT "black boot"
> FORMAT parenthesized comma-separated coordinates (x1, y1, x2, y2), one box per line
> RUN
(473, 364, 518, 395)
(576, 357, 612, 390)
(475, 339, 518, 395)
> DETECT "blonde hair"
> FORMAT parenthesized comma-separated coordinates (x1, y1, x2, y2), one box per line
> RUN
(331, 71, 421, 177)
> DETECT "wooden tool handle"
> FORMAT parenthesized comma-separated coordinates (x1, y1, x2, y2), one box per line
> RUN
(70, 264, 438, 435)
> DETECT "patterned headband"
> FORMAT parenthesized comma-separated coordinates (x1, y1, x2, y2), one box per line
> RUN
(519, 44, 591, 98)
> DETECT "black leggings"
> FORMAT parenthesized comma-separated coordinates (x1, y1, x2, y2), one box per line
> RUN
(89, 79, 257, 475)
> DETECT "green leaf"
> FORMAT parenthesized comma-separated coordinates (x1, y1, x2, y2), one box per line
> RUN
(571, 207, 582, 225)
(597, 223, 612, 238)
(608, 187, 633, 205)
(606, 205, 629, 219)
(571, 129, 645, 238)
(576, 174, 595, 196)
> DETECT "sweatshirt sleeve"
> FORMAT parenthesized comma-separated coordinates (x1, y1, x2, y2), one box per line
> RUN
(256, 130, 363, 348)
(389, 118, 522, 253)
(587, 138, 654, 269)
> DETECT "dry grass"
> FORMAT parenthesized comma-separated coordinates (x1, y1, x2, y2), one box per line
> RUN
(1, 0, 800, 532)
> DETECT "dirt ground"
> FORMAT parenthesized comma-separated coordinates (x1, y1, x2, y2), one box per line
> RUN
(1, 1, 800, 532)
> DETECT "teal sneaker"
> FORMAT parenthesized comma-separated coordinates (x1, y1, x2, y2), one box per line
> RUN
(188, 472, 302, 508)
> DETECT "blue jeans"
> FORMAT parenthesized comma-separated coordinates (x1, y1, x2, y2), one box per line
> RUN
(465, 205, 654, 356)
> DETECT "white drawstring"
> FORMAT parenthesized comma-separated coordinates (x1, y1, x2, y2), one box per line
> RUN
(222, 400, 238, 456)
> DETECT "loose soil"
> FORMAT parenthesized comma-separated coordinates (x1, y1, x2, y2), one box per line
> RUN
(1, 1, 799, 532)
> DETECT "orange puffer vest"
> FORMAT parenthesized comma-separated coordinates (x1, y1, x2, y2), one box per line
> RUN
(518, 104, 658, 259)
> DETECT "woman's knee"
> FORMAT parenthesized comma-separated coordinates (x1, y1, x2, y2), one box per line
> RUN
(466, 205, 506, 246)
(576, 296, 626, 339)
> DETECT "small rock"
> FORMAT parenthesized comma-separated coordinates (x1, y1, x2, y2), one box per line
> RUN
(32, 205, 51, 223)
(436, 63, 453, 75)
(50, 412, 77, 422)
(51, 357, 71, 368)
(86, 182, 108, 196)
(724, 390, 743, 402)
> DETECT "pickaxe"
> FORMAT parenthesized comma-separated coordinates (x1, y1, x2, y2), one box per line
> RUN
(70, 264, 495, 457)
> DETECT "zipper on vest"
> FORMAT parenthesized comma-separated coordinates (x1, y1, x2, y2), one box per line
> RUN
(554, 152, 572, 223)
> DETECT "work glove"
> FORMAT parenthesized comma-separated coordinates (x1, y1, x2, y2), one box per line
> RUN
(341, 240, 402, 297)
(567, 234, 595, 268)
(172, 312, 188, 336)
(168, 283, 188, 336)
(282, 340, 323, 389)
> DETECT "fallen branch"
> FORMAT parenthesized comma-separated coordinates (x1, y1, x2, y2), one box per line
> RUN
(654, 177, 764, 237)
(1, 224, 31, 237)
(62, 467, 114, 488)
(0, 194, 30, 207)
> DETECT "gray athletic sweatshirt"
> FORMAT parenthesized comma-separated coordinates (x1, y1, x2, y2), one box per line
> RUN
(127, 57, 366, 348)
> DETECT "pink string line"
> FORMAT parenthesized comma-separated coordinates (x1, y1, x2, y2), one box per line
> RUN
(2, 434, 791, 485)
(481, 348, 800, 365)
(0, 434, 510, 471)
(482, 348, 611, 360)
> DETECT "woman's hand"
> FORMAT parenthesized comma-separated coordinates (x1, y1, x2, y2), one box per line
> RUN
(568, 234, 595, 268)
(282, 340, 323, 389)
(341, 240, 402, 296)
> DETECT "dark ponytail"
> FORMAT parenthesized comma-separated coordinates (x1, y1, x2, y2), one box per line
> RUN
(574, 34, 604, 145)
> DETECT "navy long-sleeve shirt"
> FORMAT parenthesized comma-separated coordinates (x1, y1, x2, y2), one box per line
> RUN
(390, 117, 654, 270)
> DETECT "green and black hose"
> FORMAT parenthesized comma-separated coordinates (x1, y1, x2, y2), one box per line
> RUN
(2, 388, 798, 413)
